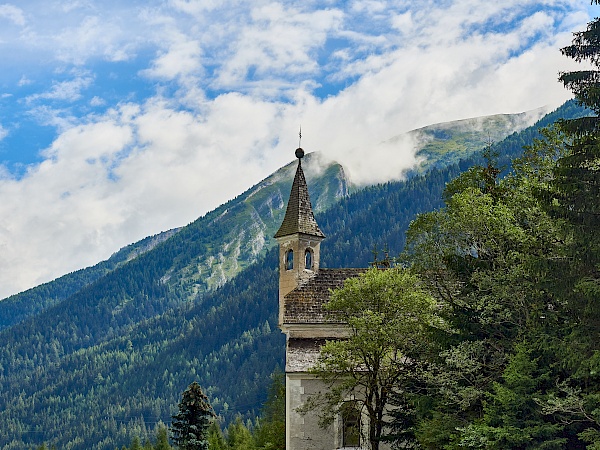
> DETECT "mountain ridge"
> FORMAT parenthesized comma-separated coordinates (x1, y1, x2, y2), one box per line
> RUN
(0, 106, 546, 318)
(0, 152, 348, 331)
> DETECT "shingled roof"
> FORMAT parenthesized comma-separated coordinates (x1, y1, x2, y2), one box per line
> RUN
(283, 268, 367, 323)
(274, 157, 325, 239)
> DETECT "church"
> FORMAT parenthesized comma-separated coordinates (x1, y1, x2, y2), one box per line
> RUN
(274, 147, 378, 450)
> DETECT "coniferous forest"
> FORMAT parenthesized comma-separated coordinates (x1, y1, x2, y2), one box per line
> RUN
(1, 15, 599, 448)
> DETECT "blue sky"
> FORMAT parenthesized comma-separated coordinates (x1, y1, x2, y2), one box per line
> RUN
(0, 0, 596, 298)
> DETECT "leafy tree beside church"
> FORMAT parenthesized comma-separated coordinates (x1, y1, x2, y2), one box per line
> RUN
(303, 267, 449, 450)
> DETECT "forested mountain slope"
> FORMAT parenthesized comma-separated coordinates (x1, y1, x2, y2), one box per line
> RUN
(0, 229, 179, 331)
(0, 106, 554, 332)
(0, 163, 459, 450)
(0, 100, 587, 449)
(0, 153, 347, 331)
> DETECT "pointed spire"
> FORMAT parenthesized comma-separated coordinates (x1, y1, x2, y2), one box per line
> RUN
(274, 149, 325, 239)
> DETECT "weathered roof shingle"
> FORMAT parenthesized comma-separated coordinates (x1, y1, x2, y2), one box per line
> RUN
(274, 159, 325, 239)
(283, 268, 366, 324)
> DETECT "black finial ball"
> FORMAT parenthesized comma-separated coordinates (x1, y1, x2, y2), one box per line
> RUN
(295, 147, 304, 159)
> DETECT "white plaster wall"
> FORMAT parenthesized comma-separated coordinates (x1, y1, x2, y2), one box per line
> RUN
(287, 374, 336, 450)
(287, 373, 393, 450)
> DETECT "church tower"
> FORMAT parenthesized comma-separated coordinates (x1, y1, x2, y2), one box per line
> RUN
(275, 147, 366, 450)
(274, 147, 325, 327)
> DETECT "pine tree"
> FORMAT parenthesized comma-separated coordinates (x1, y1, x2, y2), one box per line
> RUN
(206, 421, 226, 450)
(225, 416, 255, 450)
(554, 5, 600, 276)
(535, 7, 600, 446)
(155, 425, 171, 450)
(171, 382, 215, 450)
(254, 371, 285, 450)
(129, 436, 142, 450)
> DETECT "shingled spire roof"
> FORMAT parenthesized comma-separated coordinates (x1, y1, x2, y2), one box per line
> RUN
(274, 149, 325, 239)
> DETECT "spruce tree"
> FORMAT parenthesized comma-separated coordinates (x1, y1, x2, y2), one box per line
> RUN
(554, 5, 600, 277)
(537, 7, 600, 446)
(171, 382, 214, 450)
(225, 416, 255, 450)
(206, 422, 226, 450)
(155, 425, 171, 450)
(129, 436, 142, 450)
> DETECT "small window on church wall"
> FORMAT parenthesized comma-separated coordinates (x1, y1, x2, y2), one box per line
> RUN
(286, 249, 294, 270)
(305, 248, 313, 270)
(341, 402, 361, 448)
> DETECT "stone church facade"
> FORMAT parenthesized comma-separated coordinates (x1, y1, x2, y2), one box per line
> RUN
(274, 148, 373, 450)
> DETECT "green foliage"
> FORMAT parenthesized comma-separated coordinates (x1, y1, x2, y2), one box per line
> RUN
(551, 11, 600, 355)
(207, 422, 226, 450)
(155, 425, 172, 450)
(206, 370, 284, 450)
(394, 74, 599, 448)
(129, 436, 143, 450)
(459, 342, 565, 449)
(402, 122, 578, 447)
(123, 427, 173, 450)
(253, 371, 285, 450)
(225, 416, 255, 450)
(171, 382, 215, 450)
(304, 267, 447, 450)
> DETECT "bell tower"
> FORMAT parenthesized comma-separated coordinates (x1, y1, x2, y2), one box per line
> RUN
(274, 147, 325, 327)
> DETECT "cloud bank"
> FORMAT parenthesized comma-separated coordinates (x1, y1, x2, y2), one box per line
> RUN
(0, 0, 595, 298)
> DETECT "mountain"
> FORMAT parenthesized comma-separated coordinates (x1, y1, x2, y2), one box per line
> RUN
(0, 108, 539, 332)
(0, 229, 180, 331)
(408, 107, 548, 171)
(0, 100, 588, 449)
(0, 152, 347, 332)
(0, 106, 548, 331)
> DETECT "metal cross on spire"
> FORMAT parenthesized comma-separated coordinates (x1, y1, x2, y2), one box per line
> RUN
(298, 126, 302, 148)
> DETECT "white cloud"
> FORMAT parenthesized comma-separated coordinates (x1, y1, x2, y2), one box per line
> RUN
(18, 75, 32, 86)
(215, 3, 344, 89)
(0, 0, 597, 299)
(54, 16, 130, 65)
(0, 4, 25, 26)
(0, 124, 8, 141)
(142, 34, 202, 80)
(169, 0, 224, 15)
(90, 96, 105, 107)
(26, 73, 94, 103)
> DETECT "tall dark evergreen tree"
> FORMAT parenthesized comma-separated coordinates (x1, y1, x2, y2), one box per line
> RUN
(171, 382, 214, 450)
(554, 6, 600, 277)
(532, 8, 600, 446)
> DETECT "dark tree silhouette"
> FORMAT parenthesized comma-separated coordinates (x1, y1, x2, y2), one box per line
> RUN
(171, 382, 214, 450)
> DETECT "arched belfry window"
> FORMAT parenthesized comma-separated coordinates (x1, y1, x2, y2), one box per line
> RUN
(286, 249, 294, 270)
(305, 248, 313, 270)
(341, 401, 361, 448)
